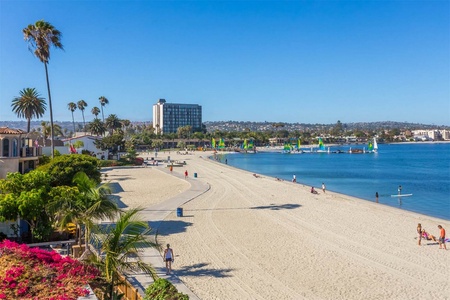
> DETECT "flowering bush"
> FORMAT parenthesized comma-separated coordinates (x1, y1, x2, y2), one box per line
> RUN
(0, 240, 100, 300)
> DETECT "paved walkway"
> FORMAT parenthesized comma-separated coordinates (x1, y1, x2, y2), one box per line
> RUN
(125, 167, 209, 299)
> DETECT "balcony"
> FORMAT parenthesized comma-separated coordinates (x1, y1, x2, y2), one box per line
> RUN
(20, 146, 41, 158)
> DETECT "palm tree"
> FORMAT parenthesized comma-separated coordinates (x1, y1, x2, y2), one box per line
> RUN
(23, 20, 63, 158)
(99, 96, 109, 122)
(88, 118, 106, 136)
(68, 102, 77, 135)
(41, 121, 62, 146)
(91, 208, 156, 299)
(11, 88, 47, 133)
(50, 172, 119, 258)
(77, 100, 88, 132)
(105, 114, 122, 133)
(91, 106, 100, 119)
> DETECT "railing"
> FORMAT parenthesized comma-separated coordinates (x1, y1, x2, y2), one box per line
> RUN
(20, 146, 41, 157)
(116, 274, 144, 300)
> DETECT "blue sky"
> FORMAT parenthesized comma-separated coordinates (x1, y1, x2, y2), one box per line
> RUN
(1, 0, 449, 126)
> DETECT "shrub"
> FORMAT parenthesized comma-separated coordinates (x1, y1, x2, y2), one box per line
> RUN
(0, 240, 101, 299)
(144, 278, 189, 300)
(37, 154, 101, 186)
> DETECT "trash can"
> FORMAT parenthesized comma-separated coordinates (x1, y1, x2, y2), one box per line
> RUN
(176, 207, 183, 217)
(194, 173, 198, 178)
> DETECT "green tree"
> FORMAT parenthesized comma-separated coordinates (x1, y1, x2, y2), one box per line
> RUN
(37, 154, 101, 186)
(77, 100, 88, 132)
(23, 20, 63, 158)
(0, 171, 53, 242)
(68, 102, 77, 134)
(99, 96, 109, 122)
(11, 88, 47, 133)
(91, 208, 156, 300)
(88, 118, 106, 136)
(94, 132, 125, 154)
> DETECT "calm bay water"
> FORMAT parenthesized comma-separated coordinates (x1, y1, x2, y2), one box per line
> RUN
(221, 143, 450, 220)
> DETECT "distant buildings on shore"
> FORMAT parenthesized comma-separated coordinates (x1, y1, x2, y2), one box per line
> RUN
(152, 99, 202, 134)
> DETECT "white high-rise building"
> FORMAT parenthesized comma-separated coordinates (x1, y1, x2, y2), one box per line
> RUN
(152, 99, 202, 134)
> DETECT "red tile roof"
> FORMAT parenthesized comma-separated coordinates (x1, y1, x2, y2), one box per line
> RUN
(0, 127, 24, 134)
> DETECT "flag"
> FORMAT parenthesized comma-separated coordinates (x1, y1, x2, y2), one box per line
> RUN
(69, 143, 77, 154)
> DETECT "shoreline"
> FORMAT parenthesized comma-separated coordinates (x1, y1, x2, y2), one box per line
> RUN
(147, 151, 450, 299)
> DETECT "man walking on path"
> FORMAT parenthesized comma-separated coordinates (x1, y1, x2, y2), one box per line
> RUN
(164, 244, 174, 274)
(438, 225, 447, 250)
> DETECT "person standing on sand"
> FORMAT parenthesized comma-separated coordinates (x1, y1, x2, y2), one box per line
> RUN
(438, 225, 447, 250)
(163, 244, 174, 274)
(170, 165, 173, 172)
(322, 183, 326, 193)
(184, 170, 188, 179)
(417, 223, 422, 246)
(375, 192, 379, 203)
(292, 175, 296, 183)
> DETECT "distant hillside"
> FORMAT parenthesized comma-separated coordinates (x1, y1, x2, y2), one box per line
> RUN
(1, 120, 448, 133)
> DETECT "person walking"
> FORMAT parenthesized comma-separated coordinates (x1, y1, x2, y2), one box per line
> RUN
(438, 225, 447, 250)
(292, 175, 296, 183)
(322, 183, 326, 193)
(375, 191, 379, 203)
(184, 170, 188, 179)
(170, 165, 173, 173)
(163, 244, 174, 274)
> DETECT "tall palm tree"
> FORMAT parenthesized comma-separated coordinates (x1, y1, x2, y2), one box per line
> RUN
(91, 208, 156, 299)
(77, 100, 88, 132)
(11, 88, 47, 132)
(68, 102, 77, 135)
(99, 96, 109, 122)
(88, 118, 106, 136)
(91, 106, 100, 119)
(23, 20, 63, 158)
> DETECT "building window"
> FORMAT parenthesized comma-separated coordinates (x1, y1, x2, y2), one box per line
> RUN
(12, 139, 18, 157)
(3, 138, 9, 157)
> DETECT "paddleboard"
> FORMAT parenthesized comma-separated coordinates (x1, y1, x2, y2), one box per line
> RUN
(391, 194, 413, 197)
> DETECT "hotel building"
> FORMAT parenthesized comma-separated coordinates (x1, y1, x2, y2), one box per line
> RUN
(152, 99, 202, 134)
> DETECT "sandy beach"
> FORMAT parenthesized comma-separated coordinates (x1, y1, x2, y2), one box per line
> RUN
(107, 152, 450, 300)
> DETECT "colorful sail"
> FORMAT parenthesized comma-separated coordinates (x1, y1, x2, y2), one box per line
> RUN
(296, 138, 301, 150)
(368, 141, 374, 151)
(218, 138, 225, 149)
(248, 139, 254, 150)
(283, 141, 292, 151)
(318, 138, 325, 151)
(243, 139, 248, 150)
(212, 138, 216, 148)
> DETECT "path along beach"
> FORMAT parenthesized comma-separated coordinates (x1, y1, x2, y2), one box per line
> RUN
(106, 151, 450, 300)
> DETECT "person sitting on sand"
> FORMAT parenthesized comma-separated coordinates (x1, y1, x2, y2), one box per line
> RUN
(417, 223, 422, 246)
(253, 173, 260, 178)
(311, 187, 318, 194)
(421, 229, 437, 242)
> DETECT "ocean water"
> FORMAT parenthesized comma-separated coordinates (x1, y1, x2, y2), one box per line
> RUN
(220, 143, 450, 220)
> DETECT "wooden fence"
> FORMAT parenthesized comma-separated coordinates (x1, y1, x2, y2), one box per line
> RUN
(116, 274, 144, 300)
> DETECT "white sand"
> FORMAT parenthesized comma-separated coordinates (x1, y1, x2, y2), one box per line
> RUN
(108, 152, 450, 300)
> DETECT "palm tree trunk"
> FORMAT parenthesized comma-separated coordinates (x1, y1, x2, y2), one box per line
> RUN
(27, 118, 31, 133)
(82, 112, 86, 133)
(71, 112, 76, 136)
(44, 63, 55, 158)
(101, 106, 105, 122)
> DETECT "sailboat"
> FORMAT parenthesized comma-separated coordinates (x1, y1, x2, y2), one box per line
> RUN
(316, 138, 328, 153)
(367, 137, 378, 153)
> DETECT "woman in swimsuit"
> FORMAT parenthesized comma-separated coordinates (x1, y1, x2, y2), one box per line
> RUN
(417, 223, 422, 246)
